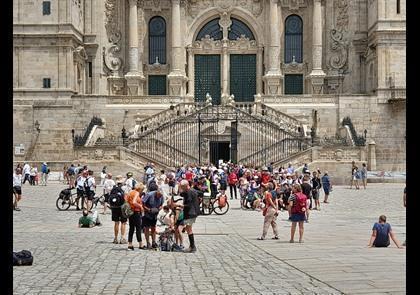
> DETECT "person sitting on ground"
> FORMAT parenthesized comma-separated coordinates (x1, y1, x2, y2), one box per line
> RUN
(367, 215, 403, 249)
(78, 210, 101, 228)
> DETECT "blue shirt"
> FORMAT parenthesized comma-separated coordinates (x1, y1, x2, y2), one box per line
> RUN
(321, 175, 330, 188)
(373, 222, 391, 247)
(142, 191, 163, 209)
(41, 164, 48, 173)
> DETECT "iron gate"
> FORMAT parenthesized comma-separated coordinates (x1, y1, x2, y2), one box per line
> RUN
(129, 104, 309, 168)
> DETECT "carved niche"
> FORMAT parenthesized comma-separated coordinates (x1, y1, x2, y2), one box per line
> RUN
(103, 0, 123, 77)
(280, 0, 308, 11)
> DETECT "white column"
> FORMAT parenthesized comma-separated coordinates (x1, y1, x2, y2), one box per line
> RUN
(268, 0, 280, 73)
(127, 0, 139, 73)
(186, 47, 195, 102)
(309, 0, 326, 93)
(263, 0, 283, 95)
(125, 0, 145, 95)
(168, 0, 187, 96)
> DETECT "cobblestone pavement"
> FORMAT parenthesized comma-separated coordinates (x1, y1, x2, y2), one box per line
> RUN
(13, 183, 406, 294)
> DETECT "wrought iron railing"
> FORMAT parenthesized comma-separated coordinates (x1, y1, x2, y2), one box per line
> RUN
(341, 117, 366, 146)
(74, 116, 104, 147)
(239, 138, 311, 168)
(319, 134, 351, 146)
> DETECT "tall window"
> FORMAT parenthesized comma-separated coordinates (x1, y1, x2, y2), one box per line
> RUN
(149, 16, 166, 64)
(284, 15, 303, 63)
(228, 18, 255, 40)
(397, 0, 400, 14)
(196, 18, 222, 41)
(42, 1, 51, 15)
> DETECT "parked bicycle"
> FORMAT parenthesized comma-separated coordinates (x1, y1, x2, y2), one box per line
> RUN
(200, 192, 230, 215)
(56, 188, 96, 211)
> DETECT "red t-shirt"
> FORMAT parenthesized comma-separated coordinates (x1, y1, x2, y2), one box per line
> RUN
(261, 173, 271, 184)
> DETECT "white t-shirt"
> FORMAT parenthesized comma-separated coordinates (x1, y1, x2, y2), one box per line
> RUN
(87, 176, 96, 191)
(23, 164, 30, 175)
(103, 179, 115, 194)
(13, 173, 22, 187)
(76, 176, 86, 189)
(124, 178, 136, 193)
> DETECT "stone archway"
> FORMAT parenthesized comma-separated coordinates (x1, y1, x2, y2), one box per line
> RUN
(186, 8, 264, 101)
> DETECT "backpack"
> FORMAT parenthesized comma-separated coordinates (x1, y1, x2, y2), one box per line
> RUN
(13, 250, 33, 266)
(148, 178, 158, 191)
(83, 177, 90, 191)
(159, 230, 174, 252)
(218, 194, 227, 208)
(291, 192, 307, 214)
(121, 202, 134, 219)
(109, 186, 124, 208)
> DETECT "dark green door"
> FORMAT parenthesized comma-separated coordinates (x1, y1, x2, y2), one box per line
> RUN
(230, 54, 256, 102)
(194, 55, 221, 104)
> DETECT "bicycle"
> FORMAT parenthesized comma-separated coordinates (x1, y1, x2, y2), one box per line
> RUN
(200, 193, 230, 215)
(91, 193, 110, 210)
(56, 188, 82, 211)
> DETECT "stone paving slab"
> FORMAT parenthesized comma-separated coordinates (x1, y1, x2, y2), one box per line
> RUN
(13, 183, 405, 294)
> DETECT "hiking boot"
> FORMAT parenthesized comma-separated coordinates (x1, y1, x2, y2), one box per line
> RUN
(184, 246, 197, 253)
(120, 238, 127, 244)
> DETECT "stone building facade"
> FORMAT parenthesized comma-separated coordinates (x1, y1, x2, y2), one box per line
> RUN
(13, 0, 406, 171)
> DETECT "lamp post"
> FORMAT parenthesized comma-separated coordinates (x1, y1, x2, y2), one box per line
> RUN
(364, 129, 367, 139)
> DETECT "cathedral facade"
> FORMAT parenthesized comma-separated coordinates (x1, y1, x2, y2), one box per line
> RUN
(13, 0, 406, 171)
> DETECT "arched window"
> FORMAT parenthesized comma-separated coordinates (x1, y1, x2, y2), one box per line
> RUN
(284, 15, 303, 63)
(149, 16, 166, 64)
(228, 18, 255, 40)
(196, 18, 222, 41)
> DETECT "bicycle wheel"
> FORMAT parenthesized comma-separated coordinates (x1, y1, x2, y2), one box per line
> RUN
(213, 200, 229, 215)
(200, 201, 213, 215)
(56, 196, 71, 211)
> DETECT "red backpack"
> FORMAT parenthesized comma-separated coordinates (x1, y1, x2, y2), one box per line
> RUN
(291, 192, 307, 214)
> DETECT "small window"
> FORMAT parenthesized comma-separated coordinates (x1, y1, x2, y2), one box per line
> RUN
(397, 0, 400, 14)
(43, 78, 51, 88)
(284, 74, 303, 94)
(42, 1, 51, 15)
(148, 76, 166, 95)
(88, 62, 92, 78)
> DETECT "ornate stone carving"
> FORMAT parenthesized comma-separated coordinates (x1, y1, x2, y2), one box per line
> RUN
(219, 12, 232, 39)
(73, 46, 88, 62)
(282, 61, 305, 74)
(280, 0, 307, 10)
(187, 0, 263, 18)
(328, 0, 349, 73)
(104, 0, 123, 75)
(94, 149, 104, 160)
(229, 35, 258, 50)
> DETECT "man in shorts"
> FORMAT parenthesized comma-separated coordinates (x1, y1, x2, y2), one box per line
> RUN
(109, 176, 127, 244)
(178, 180, 200, 253)
(13, 168, 23, 211)
(142, 187, 164, 249)
(85, 170, 96, 212)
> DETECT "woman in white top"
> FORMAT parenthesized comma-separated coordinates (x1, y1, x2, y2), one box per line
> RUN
(100, 166, 107, 186)
(13, 168, 23, 211)
(102, 173, 115, 214)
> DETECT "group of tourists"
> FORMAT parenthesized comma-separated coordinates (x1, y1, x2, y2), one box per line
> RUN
(12, 162, 50, 210)
(350, 161, 368, 189)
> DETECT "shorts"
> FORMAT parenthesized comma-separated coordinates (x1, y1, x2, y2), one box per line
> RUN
(323, 187, 330, 195)
(13, 186, 22, 195)
(104, 193, 110, 203)
(142, 215, 158, 227)
(111, 208, 127, 223)
(86, 190, 95, 200)
(312, 190, 319, 199)
(77, 188, 85, 197)
(183, 217, 196, 226)
(290, 213, 306, 222)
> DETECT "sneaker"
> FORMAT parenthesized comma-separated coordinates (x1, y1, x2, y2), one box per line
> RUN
(179, 244, 185, 250)
(257, 237, 265, 240)
(113, 238, 118, 244)
(14, 207, 21, 211)
(184, 247, 197, 253)
(152, 242, 158, 249)
(289, 240, 294, 243)
(120, 238, 127, 244)
(272, 236, 279, 240)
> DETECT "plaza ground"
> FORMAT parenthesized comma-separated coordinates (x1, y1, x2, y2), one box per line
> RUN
(13, 183, 406, 294)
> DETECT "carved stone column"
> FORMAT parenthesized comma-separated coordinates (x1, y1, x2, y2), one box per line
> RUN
(125, 0, 145, 95)
(309, 0, 326, 94)
(221, 42, 229, 100)
(256, 46, 263, 95)
(263, 0, 283, 95)
(168, 0, 187, 96)
(186, 47, 195, 102)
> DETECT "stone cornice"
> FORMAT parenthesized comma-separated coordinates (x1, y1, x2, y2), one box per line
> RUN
(13, 24, 84, 42)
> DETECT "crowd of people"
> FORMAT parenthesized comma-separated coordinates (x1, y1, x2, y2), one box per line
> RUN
(13, 160, 405, 250)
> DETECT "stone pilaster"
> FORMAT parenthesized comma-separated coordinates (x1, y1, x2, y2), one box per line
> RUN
(168, 0, 187, 96)
(221, 41, 229, 100)
(263, 0, 283, 95)
(368, 141, 377, 171)
(186, 47, 194, 102)
(124, 0, 145, 95)
(309, 0, 326, 94)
